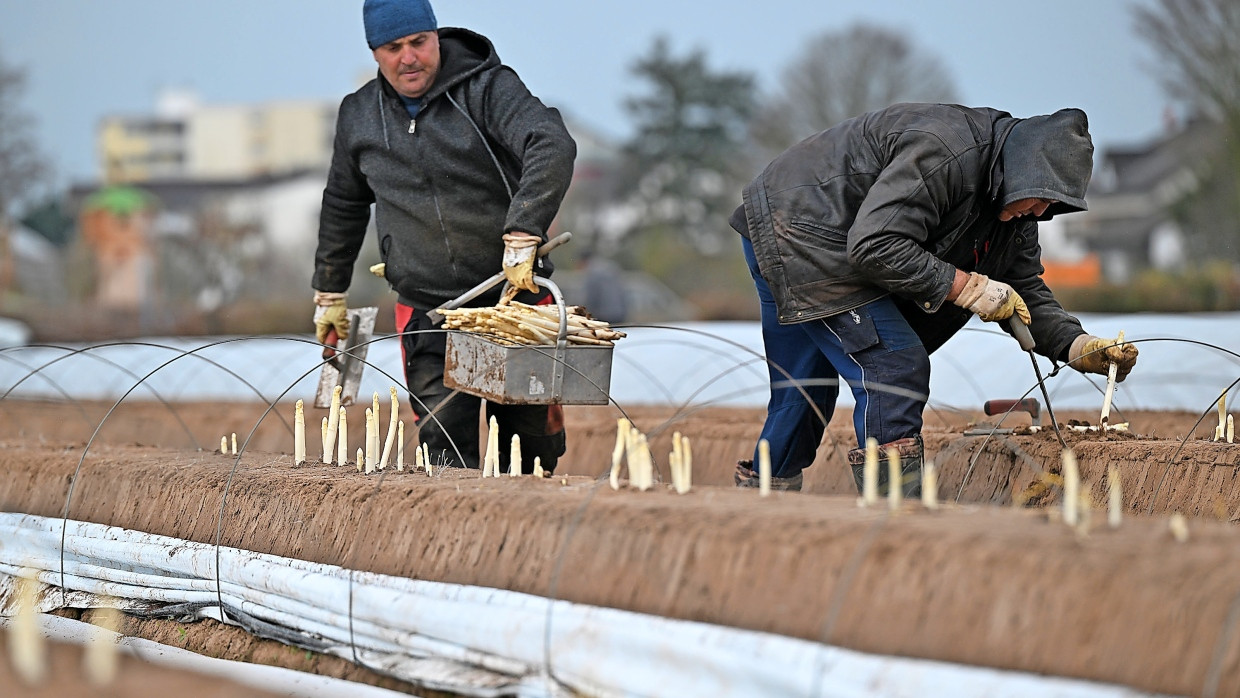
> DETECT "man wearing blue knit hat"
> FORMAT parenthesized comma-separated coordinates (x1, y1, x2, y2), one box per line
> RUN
(313, 0, 578, 474)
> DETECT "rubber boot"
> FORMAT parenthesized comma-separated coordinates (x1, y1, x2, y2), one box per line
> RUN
(734, 460, 804, 492)
(846, 435, 923, 498)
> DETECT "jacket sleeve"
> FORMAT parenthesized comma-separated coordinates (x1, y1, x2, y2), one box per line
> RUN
(1000, 222, 1085, 361)
(313, 96, 375, 294)
(477, 67, 576, 239)
(846, 131, 965, 312)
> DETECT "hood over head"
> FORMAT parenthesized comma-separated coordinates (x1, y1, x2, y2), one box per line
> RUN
(999, 108, 1093, 219)
(374, 28, 498, 103)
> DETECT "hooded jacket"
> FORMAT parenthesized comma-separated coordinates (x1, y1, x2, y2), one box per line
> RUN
(314, 28, 577, 310)
(735, 103, 1092, 360)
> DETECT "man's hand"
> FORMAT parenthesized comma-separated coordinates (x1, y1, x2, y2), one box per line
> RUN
(950, 272, 1031, 324)
(1069, 334, 1139, 381)
(313, 291, 350, 345)
(502, 232, 540, 294)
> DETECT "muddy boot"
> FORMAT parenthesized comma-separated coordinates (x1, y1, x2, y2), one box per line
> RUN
(734, 460, 803, 492)
(846, 436, 923, 498)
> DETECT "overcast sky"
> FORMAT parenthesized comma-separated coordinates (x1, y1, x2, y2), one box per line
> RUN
(3, 0, 1168, 187)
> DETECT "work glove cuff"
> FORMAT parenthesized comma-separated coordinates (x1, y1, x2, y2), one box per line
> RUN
(314, 290, 348, 306)
(1067, 334, 1098, 371)
(951, 272, 1031, 324)
(952, 272, 989, 310)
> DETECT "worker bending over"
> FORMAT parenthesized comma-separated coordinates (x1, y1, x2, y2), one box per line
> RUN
(731, 104, 1137, 494)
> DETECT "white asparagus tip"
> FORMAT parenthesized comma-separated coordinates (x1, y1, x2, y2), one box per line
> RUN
(758, 439, 771, 497)
(863, 438, 879, 505)
(85, 605, 122, 686)
(921, 461, 938, 510)
(887, 447, 902, 510)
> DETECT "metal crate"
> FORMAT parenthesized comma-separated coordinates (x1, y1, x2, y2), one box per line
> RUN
(441, 278, 614, 405)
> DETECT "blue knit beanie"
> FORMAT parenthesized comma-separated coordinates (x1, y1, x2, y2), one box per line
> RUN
(363, 0, 438, 49)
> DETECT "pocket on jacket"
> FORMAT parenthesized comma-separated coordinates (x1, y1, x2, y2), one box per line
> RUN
(788, 218, 849, 246)
(781, 218, 861, 288)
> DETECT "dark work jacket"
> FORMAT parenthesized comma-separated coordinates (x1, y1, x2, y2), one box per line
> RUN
(735, 103, 1087, 361)
(314, 28, 577, 310)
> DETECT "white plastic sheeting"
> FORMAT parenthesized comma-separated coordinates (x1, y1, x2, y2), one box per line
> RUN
(0, 513, 1160, 698)
(3, 312, 1238, 411)
(0, 613, 408, 697)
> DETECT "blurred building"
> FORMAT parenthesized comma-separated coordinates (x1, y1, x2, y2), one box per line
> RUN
(1064, 116, 1226, 282)
(99, 89, 336, 184)
(78, 91, 675, 333)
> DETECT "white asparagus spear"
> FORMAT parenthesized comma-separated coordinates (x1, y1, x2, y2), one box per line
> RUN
(396, 421, 405, 472)
(922, 461, 938, 510)
(1219, 392, 1228, 442)
(294, 399, 306, 465)
(325, 384, 342, 464)
(625, 426, 640, 489)
(337, 407, 348, 467)
(11, 569, 45, 686)
(863, 438, 879, 505)
(1099, 330, 1124, 427)
(683, 437, 693, 491)
(321, 416, 329, 463)
(636, 433, 654, 491)
(1063, 448, 1080, 526)
(887, 447, 902, 510)
(1169, 513, 1189, 542)
(610, 417, 629, 490)
(758, 439, 771, 497)
(510, 434, 522, 476)
(85, 604, 122, 686)
(364, 407, 376, 474)
(379, 387, 399, 469)
(482, 416, 497, 477)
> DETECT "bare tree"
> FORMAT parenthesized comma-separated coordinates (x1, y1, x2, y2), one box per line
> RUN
(1135, 0, 1240, 126)
(0, 45, 51, 297)
(1135, 0, 1240, 260)
(750, 24, 958, 159)
(0, 46, 49, 222)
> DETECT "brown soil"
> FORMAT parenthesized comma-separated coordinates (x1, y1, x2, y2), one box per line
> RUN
(0, 613, 284, 697)
(4, 399, 1240, 696)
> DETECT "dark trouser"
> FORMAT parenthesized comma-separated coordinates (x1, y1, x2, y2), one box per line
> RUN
(743, 237, 932, 479)
(397, 302, 566, 473)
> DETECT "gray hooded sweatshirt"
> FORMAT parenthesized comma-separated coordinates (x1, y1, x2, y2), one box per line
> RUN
(734, 103, 1092, 361)
(314, 28, 577, 311)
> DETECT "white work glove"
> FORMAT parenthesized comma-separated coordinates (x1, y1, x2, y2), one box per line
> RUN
(951, 272, 1031, 324)
(502, 232, 540, 295)
(1068, 334, 1139, 382)
(313, 291, 349, 345)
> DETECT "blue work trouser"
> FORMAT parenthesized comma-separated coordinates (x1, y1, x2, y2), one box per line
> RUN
(743, 238, 931, 478)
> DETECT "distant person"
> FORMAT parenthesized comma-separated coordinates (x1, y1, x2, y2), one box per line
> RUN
(731, 104, 1138, 494)
(312, 0, 576, 473)
(578, 251, 629, 324)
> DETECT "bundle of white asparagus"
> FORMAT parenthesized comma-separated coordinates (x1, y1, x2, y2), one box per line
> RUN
(439, 301, 626, 346)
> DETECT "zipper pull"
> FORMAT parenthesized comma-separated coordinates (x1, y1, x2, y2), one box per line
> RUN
(408, 119, 416, 134)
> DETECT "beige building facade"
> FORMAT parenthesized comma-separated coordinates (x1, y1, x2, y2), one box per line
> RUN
(100, 91, 336, 183)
